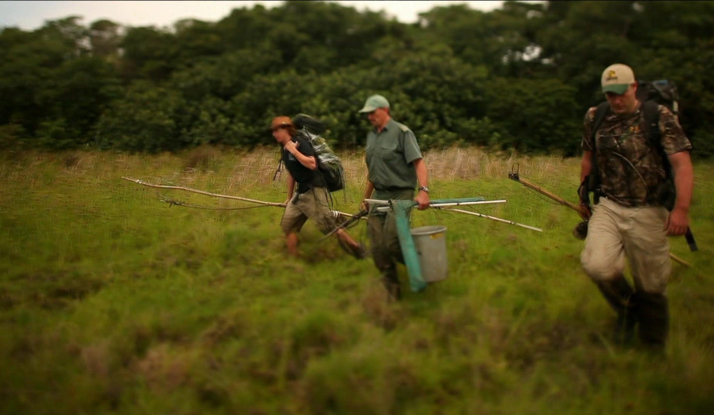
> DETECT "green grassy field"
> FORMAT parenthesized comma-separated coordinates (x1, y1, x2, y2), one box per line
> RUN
(1, 147, 712, 414)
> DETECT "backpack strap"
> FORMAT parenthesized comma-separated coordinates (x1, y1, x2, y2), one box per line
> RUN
(590, 102, 611, 164)
(273, 159, 283, 182)
(641, 100, 672, 178)
(587, 102, 611, 204)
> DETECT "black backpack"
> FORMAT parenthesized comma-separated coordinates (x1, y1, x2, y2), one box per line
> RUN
(637, 80, 679, 115)
(292, 113, 326, 135)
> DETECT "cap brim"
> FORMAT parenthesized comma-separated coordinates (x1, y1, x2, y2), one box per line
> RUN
(358, 105, 378, 114)
(270, 124, 288, 132)
(602, 84, 629, 95)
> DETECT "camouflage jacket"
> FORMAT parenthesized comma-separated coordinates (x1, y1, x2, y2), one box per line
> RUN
(581, 103, 691, 207)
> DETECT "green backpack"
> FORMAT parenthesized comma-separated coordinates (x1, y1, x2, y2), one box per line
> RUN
(291, 114, 345, 193)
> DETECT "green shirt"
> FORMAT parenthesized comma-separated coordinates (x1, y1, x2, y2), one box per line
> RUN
(365, 118, 423, 190)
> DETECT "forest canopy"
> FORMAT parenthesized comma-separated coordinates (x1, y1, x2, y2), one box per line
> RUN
(1, 1, 713, 156)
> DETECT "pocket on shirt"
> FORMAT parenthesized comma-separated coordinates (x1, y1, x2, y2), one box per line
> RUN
(380, 141, 402, 163)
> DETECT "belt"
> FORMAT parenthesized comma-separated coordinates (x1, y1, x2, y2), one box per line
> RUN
(374, 185, 413, 192)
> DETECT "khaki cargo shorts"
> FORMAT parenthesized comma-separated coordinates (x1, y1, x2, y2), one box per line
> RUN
(280, 187, 337, 234)
(580, 197, 671, 294)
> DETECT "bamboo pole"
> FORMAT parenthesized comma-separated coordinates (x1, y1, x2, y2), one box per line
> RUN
(122, 177, 365, 219)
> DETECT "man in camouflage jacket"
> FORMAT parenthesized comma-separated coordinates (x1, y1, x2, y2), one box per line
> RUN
(579, 64, 694, 350)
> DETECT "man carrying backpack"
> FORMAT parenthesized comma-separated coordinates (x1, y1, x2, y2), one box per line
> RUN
(579, 64, 694, 351)
(271, 116, 366, 259)
(358, 95, 431, 301)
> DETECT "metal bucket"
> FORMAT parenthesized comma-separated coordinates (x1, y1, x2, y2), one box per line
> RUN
(410, 226, 448, 283)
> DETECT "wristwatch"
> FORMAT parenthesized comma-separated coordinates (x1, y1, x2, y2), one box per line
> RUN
(418, 186, 429, 193)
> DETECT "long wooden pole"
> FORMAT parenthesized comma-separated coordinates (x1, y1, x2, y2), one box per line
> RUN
(515, 176, 591, 218)
(122, 177, 365, 219)
(508, 174, 691, 268)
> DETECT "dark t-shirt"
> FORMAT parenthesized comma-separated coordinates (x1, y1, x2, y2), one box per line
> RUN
(282, 134, 325, 193)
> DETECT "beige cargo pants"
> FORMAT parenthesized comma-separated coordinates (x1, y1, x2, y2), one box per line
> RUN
(580, 197, 671, 294)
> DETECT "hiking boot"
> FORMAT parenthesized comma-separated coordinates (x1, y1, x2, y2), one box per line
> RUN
(595, 276, 636, 345)
(350, 242, 368, 260)
(614, 300, 637, 346)
(595, 276, 634, 312)
(338, 239, 368, 260)
(385, 283, 401, 302)
(636, 292, 669, 352)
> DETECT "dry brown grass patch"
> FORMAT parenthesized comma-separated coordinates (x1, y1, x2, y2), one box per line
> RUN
(81, 341, 111, 378)
(135, 344, 190, 391)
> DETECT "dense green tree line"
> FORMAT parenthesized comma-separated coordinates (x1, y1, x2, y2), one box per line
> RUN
(1, 1, 713, 156)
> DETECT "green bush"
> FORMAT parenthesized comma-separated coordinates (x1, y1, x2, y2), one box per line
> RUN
(1, 1, 713, 156)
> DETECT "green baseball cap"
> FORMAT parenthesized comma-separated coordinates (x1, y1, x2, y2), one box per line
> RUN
(601, 63, 635, 95)
(358, 94, 390, 113)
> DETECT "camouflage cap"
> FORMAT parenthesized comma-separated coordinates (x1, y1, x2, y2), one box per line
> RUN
(601, 64, 635, 95)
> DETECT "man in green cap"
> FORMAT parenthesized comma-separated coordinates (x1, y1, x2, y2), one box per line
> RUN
(579, 64, 693, 350)
(358, 94, 430, 300)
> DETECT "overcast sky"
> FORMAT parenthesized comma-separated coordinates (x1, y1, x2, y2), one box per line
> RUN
(0, 1, 510, 30)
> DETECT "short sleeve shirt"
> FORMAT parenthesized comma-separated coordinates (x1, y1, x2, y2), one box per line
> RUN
(282, 133, 325, 193)
(581, 103, 692, 206)
(365, 118, 423, 190)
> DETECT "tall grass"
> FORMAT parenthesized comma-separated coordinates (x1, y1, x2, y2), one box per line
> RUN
(1, 146, 712, 414)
